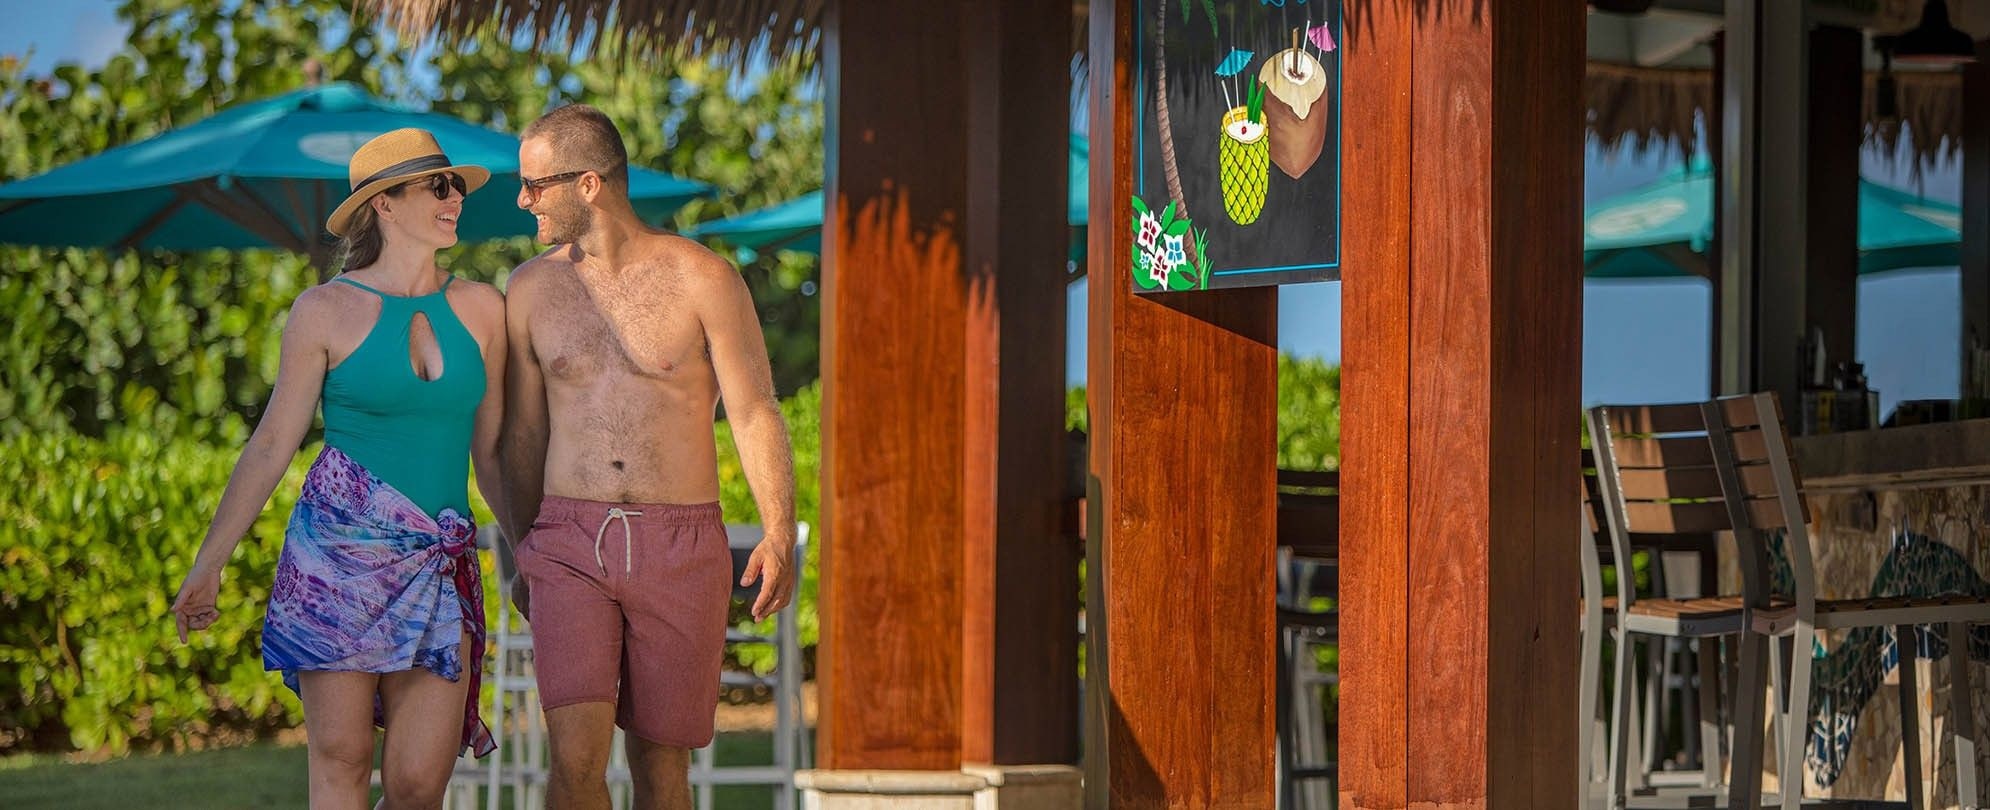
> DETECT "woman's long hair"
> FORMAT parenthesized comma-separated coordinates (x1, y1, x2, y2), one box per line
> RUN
(334, 185, 407, 272)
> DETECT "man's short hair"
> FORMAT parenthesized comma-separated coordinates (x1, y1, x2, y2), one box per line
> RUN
(522, 103, 631, 184)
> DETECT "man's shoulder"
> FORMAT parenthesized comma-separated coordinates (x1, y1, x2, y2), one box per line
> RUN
(507, 246, 575, 292)
(645, 233, 740, 289)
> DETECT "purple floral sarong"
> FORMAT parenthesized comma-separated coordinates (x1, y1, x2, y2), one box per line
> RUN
(263, 445, 495, 758)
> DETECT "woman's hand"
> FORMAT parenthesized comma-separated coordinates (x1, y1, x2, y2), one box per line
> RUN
(171, 563, 224, 644)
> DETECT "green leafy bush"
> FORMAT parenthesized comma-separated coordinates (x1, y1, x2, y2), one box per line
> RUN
(0, 431, 311, 754)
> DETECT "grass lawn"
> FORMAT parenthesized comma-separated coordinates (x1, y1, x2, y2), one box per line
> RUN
(0, 732, 789, 809)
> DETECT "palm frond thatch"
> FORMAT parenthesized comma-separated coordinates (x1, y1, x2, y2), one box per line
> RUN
(1588, 62, 1964, 167)
(360, 0, 826, 65)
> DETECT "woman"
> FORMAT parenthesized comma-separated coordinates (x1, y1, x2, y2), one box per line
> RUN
(172, 128, 507, 809)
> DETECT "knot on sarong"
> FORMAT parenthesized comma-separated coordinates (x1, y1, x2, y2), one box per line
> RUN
(435, 509, 477, 559)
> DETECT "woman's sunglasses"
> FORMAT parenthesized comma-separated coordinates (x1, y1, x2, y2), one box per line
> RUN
(408, 172, 467, 201)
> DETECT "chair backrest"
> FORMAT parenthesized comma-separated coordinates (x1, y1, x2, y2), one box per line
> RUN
(1585, 394, 1813, 609)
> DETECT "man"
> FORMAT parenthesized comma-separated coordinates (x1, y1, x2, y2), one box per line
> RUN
(499, 104, 797, 810)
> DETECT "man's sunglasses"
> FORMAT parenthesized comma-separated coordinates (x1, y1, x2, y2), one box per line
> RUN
(407, 172, 468, 201)
(518, 170, 591, 202)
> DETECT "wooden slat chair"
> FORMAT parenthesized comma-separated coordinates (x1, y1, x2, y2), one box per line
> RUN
(1580, 435, 1738, 810)
(1592, 395, 1988, 810)
(1697, 394, 1987, 810)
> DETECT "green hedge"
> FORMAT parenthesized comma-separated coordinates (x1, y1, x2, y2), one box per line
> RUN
(0, 431, 309, 754)
(0, 382, 822, 755)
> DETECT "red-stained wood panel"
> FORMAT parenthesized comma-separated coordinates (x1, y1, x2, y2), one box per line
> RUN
(1092, 0, 1278, 805)
(818, 0, 967, 771)
(1337, 0, 1414, 807)
(1483, 2, 1584, 806)
(959, 0, 1081, 767)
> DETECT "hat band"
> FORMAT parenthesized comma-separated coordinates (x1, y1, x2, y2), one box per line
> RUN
(354, 154, 452, 190)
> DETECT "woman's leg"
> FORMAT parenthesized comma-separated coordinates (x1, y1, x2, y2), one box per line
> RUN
(375, 632, 474, 810)
(298, 671, 384, 810)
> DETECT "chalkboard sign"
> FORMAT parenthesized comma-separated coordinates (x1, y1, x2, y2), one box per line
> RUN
(1131, 0, 1342, 292)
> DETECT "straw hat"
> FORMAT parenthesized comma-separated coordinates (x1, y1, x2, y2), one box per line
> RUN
(324, 128, 490, 238)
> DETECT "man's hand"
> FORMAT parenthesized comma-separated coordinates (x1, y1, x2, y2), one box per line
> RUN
(739, 537, 796, 622)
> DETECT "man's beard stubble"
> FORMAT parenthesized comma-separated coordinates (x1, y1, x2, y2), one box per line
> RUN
(541, 196, 593, 245)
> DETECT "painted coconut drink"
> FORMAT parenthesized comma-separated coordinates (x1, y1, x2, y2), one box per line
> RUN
(1219, 105, 1269, 225)
(1259, 46, 1329, 179)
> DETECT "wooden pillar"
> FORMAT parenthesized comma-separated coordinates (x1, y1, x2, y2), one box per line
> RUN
(1964, 52, 1990, 397)
(820, 0, 967, 771)
(960, 0, 1080, 768)
(1807, 26, 1861, 378)
(1340, 0, 1584, 808)
(1719, 0, 1809, 401)
(820, 0, 1078, 775)
(1088, 0, 1278, 805)
(1338, 0, 1413, 806)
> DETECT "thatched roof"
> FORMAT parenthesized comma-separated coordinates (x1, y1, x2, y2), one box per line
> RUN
(1588, 62, 1964, 166)
(366, 1, 1966, 165)
(361, 0, 825, 63)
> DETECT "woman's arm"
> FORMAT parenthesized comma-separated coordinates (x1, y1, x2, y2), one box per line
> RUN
(173, 289, 331, 641)
(466, 282, 509, 536)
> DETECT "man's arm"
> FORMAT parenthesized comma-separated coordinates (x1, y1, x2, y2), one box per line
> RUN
(702, 260, 797, 620)
(498, 263, 551, 547)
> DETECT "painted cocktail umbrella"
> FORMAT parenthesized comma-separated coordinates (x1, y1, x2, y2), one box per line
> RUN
(0, 82, 712, 267)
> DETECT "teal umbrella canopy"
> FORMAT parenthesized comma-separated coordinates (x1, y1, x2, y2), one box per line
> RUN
(692, 190, 824, 254)
(1582, 163, 1960, 279)
(691, 134, 1092, 258)
(0, 82, 711, 257)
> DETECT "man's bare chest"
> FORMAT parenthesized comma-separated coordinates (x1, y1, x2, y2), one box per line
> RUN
(531, 289, 704, 384)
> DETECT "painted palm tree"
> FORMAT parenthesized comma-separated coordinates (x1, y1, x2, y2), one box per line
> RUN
(1154, 0, 1218, 217)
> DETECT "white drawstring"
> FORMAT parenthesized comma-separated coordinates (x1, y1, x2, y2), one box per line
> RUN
(593, 507, 644, 574)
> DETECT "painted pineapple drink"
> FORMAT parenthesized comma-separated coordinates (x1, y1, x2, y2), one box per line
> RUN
(1219, 97, 1269, 225)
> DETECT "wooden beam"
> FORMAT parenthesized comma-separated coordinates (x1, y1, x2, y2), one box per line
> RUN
(1344, 1, 1583, 807)
(959, 0, 1080, 767)
(819, 0, 967, 771)
(1090, 1, 1277, 805)
(1337, 0, 1413, 805)
(1964, 50, 1990, 400)
(1807, 26, 1861, 379)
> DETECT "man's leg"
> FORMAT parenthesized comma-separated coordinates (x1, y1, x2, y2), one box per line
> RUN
(297, 671, 382, 810)
(545, 702, 619, 810)
(625, 735, 693, 810)
(518, 503, 627, 810)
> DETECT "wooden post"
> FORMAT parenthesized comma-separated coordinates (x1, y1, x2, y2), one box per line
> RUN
(1807, 26, 1860, 382)
(819, 0, 1079, 777)
(1089, 0, 1278, 804)
(1338, 0, 1414, 806)
(819, 0, 968, 771)
(1340, 1, 1584, 808)
(1964, 49, 1990, 399)
(960, 0, 1081, 768)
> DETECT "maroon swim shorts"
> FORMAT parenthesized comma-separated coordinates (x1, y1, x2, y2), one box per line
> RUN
(518, 495, 732, 747)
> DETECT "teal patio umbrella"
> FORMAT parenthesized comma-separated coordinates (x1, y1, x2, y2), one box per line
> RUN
(1583, 162, 1960, 278)
(0, 82, 711, 265)
(691, 135, 1091, 259)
